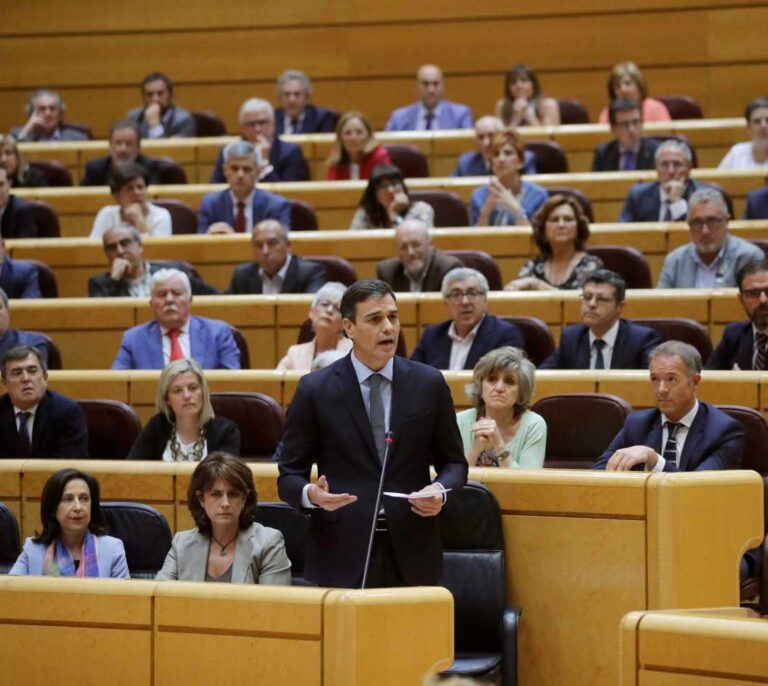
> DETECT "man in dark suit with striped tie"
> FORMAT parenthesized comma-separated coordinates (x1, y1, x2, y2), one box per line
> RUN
(593, 340, 744, 471)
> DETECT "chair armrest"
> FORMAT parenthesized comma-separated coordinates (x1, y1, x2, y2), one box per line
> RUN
(502, 606, 521, 686)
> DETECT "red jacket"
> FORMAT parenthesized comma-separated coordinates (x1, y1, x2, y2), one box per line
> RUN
(327, 145, 392, 181)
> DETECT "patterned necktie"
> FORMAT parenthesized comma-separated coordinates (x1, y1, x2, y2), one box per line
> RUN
(424, 111, 435, 130)
(16, 411, 32, 456)
(662, 201, 673, 221)
(234, 201, 246, 233)
(593, 339, 607, 369)
(663, 422, 681, 469)
(168, 329, 184, 362)
(290, 118, 300, 133)
(368, 374, 386, 462)
(755, 332, 768, 370)
(620, 150, 635, 171)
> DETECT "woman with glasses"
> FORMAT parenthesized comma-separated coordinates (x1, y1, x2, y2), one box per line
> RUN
(349, 163, 434, 230)
(470, 128, 548, 227)
(327, 111, 392, 181)
(505, 194, 602, 291)
(277, 282, 352, 371)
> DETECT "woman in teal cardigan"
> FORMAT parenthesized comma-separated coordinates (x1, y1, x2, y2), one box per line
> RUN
(456, 346, 547, 468)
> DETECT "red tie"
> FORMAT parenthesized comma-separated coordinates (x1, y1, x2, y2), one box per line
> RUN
(234, 201, 246, 233)
(168, 329, 184, 362)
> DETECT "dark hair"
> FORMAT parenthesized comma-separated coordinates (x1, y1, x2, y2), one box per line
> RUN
(500, 64, 542, 124)
(358, 164, 410, 228)
(745, 97, 768, 123)
(0, 345, 46, 382)
(340, 279, 396, 322)
(187, 452, 257, 535)
(141, 71, 173, 93)
(109, 119, 141, 141)
(736, 259, 768, 291)
(33, 469, 107, 545)
(531, 194, 591, 257)
(108, 161, 149, 195)
(608, 98, 641, 127)
(583, 268, 627, 303)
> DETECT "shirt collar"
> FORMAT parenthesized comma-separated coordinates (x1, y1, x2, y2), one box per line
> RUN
(588, 318, 621, 347)
(418, 102, 442, 119)
(662, 399, 699, 430)
(12, 402, 40, 417)
(160, 320, 190, 335)
(229, 188, 256, 207)
(447, 313, 485, 343)
(693, 243, 727, 272)
(350, 350, 394, 384)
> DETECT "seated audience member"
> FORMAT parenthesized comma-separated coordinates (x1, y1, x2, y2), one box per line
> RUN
(540, 269, 660, 369)
(470, 128, 548, 227)
(376, 219, 462, 292)
(706, 260, 768, 370)
(126, 72, 195, 139)
(198, 141, 291, 234)
(310, 349, 346, 372)
(90, 162, 171, 239)
(598, 61, 671, 124)
(386, 64, 473, 131)
(453, 116, 536, 176)
(129, 359, 239, 461)
(0, 239, 41, 298)
(719, 98, 768, 170)
(505, 194, 603, 290)
(275, 70, 338, 135)
(619, 139, 704, 222)
(350, 164, 434, 230)
(0, 167, 38, 238)
(657, 188, 763, 288)
(113, 269, 240, 370)
(156, 452, 292, 584)
(11, 89, 89, 142)
(10, 469, 128, 577)
(594, 341, 744, 471)
(81, 120, 162, 186)
(327, 111, 392, 181)
(495, 64, 560, 127)
(0, 291, 48, 362)
(210, 98, 309, 183)
(0, 135, 48, 187)
(277, 282, 352, 371)
(225, 219, 325, 294)
(88, 227, 217, 297)
(0, 345, 88, 458)
(591, 99, 660, 172)
(744, 185, 768, 219)
(457, 346, 546, 468)
(410, 267, 524, 370)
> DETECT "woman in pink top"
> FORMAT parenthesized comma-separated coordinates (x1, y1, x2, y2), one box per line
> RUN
(598, 61, 671, 124)
(326, 111, 392, 181)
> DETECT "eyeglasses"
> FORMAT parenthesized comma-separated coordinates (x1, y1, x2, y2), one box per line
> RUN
(446, 289, 485, 302)
(741, 287, 768, 300)
(314, 299, 340, 312)
(689, 217, 727, 230)
(104, 237, 135, 252)
(580, 293, 615, 305)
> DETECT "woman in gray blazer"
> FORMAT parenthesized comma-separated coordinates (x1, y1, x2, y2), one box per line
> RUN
(156, 453, 291, 584)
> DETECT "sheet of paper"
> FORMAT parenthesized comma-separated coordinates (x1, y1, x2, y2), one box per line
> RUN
(383, 489, 452, 499)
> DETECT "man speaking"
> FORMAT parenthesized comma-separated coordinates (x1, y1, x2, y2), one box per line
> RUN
(278, 279, 467, 588)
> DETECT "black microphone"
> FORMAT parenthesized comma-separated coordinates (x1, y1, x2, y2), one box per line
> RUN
(361, 430, 394, 589)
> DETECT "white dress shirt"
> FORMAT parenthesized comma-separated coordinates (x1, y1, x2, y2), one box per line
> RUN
(447, 315, 484, 370)
(260, 254, 292, 295)
(417, 103, 442, 130)
(692, 246, 727, 288)
(588, 319, 620, 369)
(657, 187, 688, 222)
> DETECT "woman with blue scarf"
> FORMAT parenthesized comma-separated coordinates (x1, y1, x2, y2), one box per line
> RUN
(10, 468, 129, 578)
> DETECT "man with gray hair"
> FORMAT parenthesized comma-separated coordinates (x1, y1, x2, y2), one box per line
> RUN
(619, 139, 706, 222)
(11, 88, 89, 142)
(198, 140, 291, 234)
(410, 267, 523, 369)
(112, 268, 240, 369)
(210, 97, 309, 183)
(594, 340, 744, 471)
(0, 289, 48, 363)
(657, 188, 762, 288)
(274, 70, 338, 135)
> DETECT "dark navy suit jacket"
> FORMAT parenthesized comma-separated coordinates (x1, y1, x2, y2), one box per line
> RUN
(0, 257, 40, 298)
(197, 188, 291, 233)
(275, 104, 338, 135)
(210, 137, 309, 183)
(1, 195, 37, 239)
(744, 186, 768, 220)
(225, 255, 326, 295)
(0, 329, 49, 365)
(539, 319, 660, 369)
(80, 153, 161, 186)
(410, 314, 524, 370)
(593, 402, 744, 471)
(452, 150, 536, 176)
(619, 179, 705, 222)
(705, 321, 755, 370)
(591, 137, 659, 172)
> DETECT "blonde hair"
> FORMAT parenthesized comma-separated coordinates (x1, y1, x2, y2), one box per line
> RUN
(156, 358, 214, 425)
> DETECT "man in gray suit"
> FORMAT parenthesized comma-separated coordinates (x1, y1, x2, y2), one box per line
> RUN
(376, 220, 462, 292)
(657, 188, 763, 288)
(126, 72, 195, 139)
(225, 219, 326, 295)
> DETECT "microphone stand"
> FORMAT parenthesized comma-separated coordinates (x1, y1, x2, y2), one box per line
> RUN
(361, 431, 394, 589)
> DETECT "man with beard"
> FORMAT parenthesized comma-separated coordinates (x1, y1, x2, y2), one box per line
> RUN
(126, 72, 195, 139)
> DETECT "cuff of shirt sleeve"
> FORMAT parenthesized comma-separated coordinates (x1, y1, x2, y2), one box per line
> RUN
(147, 124, 165, 138)
(650, 453, 665, 472)
(301, 483, 318, 509)
(433, 481, 447, 504)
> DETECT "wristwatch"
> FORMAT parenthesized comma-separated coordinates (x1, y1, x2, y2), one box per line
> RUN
(496, 449, 511, 461)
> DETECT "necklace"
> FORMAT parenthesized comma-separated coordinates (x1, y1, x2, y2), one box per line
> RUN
(211, 533, 238, 556)
(169, 425, 206, 462)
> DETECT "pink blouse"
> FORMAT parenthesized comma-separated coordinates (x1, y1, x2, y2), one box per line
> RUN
(598, 98, 672, 124)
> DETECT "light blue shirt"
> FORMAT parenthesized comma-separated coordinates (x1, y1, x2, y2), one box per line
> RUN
(693, 246, 727, 288)
(349, 351, 394, 433)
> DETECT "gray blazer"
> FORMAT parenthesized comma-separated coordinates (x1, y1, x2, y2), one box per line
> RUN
(156, 523, 291, 584)
(657, 234, 764, 288)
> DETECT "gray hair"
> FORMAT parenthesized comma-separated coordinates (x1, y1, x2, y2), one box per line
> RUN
(310, 349, 345, 372)
(151, 268, 191, 297)
(238, 98, 274, 123)
(654, 139, 692, 165)
(156, 358, 214, 425)
(276, 69, 312, 96)
(649, 340, 702, 377)
(687, 187, 730, 221)
(103, 225, 142, 246)
(311, 281, 347, 308)
(441, 267, 489, 297)
(466, 346, 536, 419)
(0, 286, 8, 309)
(25, 88, 65, 117)
(224, 140, 257, 164)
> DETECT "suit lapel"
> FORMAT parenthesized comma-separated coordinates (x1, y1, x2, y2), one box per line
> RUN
(188, 317, 202, 365)
(281, 258, 299, 293)
(336, 356, 378, 462)
(679, 405, 706, 471)
(231, 528, 254, 583)
(388, 358, 412, 452)
(186, 532, 208, 582)
(611, 321, 627, 368)
(466, 316, 491, 369)
(576, 327, 592, 369)
(30, 391, 51, 456)
(737, 325, 755, 370)
(148, 321, 165, 369)
(648, 413, 664, 454)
